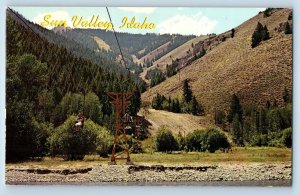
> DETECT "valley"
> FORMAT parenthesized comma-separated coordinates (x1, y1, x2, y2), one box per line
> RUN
(5, 7, 293, 186)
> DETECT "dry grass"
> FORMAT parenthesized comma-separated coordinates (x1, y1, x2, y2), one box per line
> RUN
(135, 41, 171, 66)
(139, 35, 208, 82)
(131, 147, 291, 166)
(142, 9, 292, 113)
(140, 108, 215, 135)
(5, 147, 291, 168)
(93, 36, 111, 51)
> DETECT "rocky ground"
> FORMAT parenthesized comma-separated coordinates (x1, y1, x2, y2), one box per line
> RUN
(5, 162, 292, 186)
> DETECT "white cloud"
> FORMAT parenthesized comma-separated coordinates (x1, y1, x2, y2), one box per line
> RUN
(258, 8, 267, 11)
(157, 12, 218, 36)
(118, 7, 156, 14)
(33, 11, 70, 29)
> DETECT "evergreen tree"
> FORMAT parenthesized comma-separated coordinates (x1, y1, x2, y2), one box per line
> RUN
(129, 87, 141, 116)
(263, 8, 272, 18)
(288, 12, 292, 20)
(251, 22, 263, 48)
(231, 28, 235, 38)
(174, 98, 181, 113)
(258, 108, 268, 134)
(191, 96, 204, 115)
(251, 22, 270, 48)
(231, 114, 244, 146)
(282, 87, 291, 103)
(168, 96, 172, 111)
(228, 94, 243, 123)
(267, 109, 281, 132)
(266, 100, 271, 110)
(284, 22, 292, 34)
(262, 25, 270, 40)
(183, 79, 193, 103)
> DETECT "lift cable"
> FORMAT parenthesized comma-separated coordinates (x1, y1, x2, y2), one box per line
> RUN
(105, 7, 129, 71)
(7, 7, 43, 39)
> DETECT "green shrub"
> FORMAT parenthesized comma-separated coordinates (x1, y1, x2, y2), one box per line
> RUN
(205, 128, 230, 153)
(267, 131, 284, 147)
(282, 127, 292, 148)
(186, 130, 206, 152)
(176, 132, 186, 151)
(129, 138, 144, 154)
(96, 127, 113, 157)
(154, 126, 179, 152)
(47, 116, 109, 160)
(251, 134, 268, 147)
(186, 128, 230, 153)
(32, 119, 54, 157)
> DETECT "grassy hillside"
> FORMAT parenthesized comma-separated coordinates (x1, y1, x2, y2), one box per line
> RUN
(134, 41, 171, 66)
(142, 9, 292, 113)
(140, 108, 215, 135)
(93, 36, 111, 51)
(139, 35, 209, 82)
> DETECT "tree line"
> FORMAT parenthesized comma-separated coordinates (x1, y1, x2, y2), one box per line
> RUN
(154, 126, 230, 153)
(216, 89, 292, 148)
(151, 79, 204, 116)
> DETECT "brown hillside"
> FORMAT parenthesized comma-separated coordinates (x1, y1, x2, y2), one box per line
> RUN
(142, 8, 292, 113)
(133, 41, 171, 65)
(139, 35, 208, 82)
(93, 36, 111, 51)
(139, 109, 215, 135)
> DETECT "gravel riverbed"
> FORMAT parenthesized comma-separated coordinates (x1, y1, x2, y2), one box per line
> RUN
(6, 163, 292, 186)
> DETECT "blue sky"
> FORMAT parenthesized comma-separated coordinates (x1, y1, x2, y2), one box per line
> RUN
(12, 7, 265, 35)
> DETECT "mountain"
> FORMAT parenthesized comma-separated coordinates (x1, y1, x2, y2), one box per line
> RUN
(54, 28, 195, 74)
(6, 8, 141, 113)
(139, 35, 209, 83)
(142, 8, 293, 113)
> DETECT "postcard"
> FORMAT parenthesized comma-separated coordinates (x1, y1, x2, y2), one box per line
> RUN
(5, 7, 292, 186)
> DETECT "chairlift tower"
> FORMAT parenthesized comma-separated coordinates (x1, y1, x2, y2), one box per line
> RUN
(107, 92, 133, 165)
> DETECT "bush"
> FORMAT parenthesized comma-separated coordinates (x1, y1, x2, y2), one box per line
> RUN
(205, 128, 230, 153)
(282, 127, 292, 148)
(154, 126, 179, 152)
(47, 116, 110, 160)
(186, 130, 206, 152)
(250, 134, 268, 147)
(176, 132, 186, 151)
(96, 127, 113, 157)
(32, 119, 54, 157)
(186, 128, 230, 153)
(128, 137, 144, 154)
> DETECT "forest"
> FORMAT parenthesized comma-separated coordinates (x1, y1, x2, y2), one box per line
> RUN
(6, 10, 142, 162)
